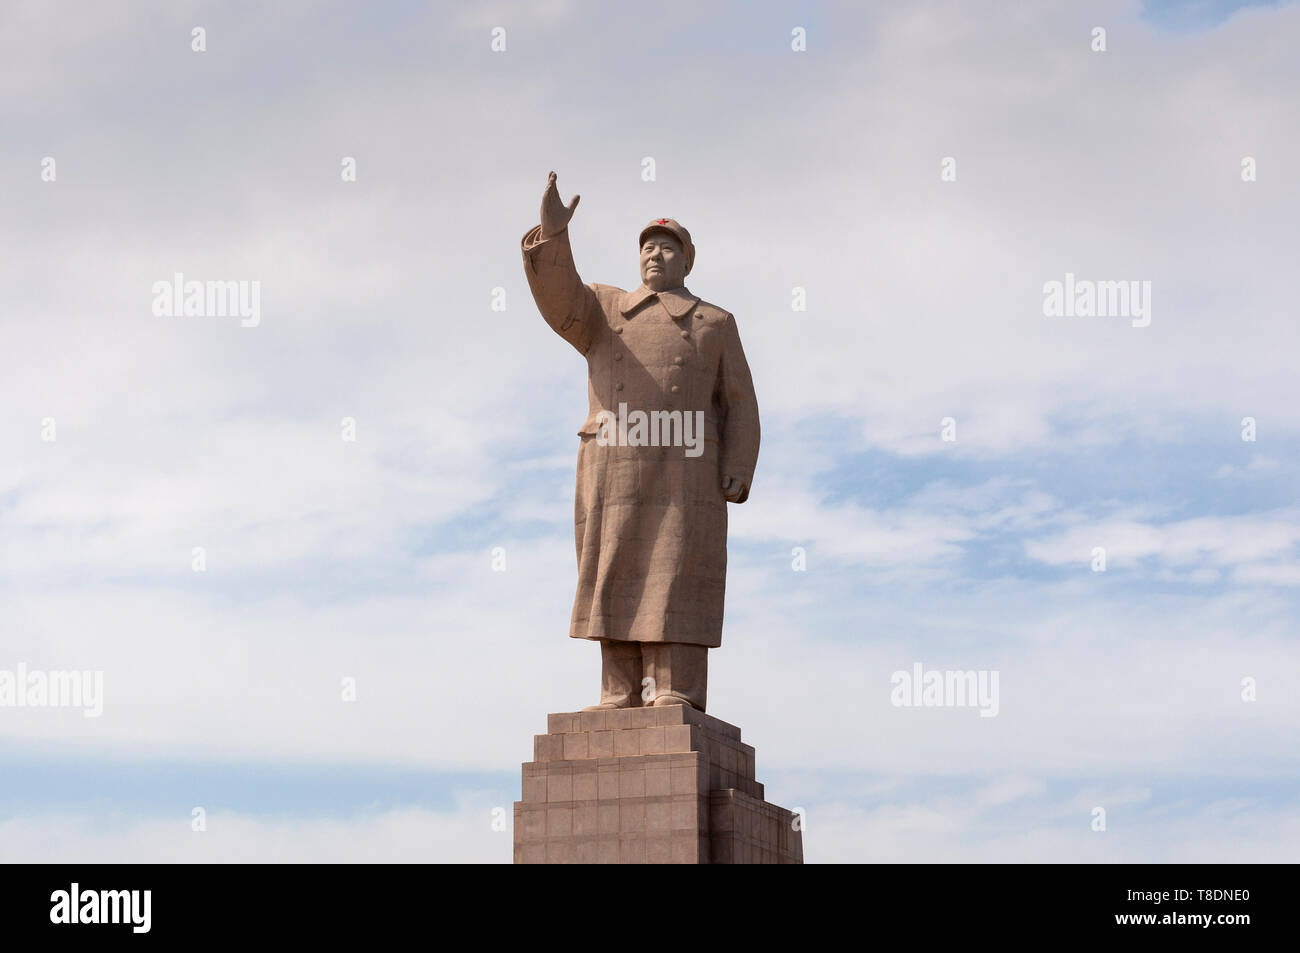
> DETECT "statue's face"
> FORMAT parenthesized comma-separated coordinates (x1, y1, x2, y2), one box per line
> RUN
(640, 232, 688, 291)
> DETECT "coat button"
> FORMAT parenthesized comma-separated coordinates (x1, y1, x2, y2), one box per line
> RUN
(614, 326, 624, 334)
(670, 385, 680, 393)
(680, 330, 689, 338)
(673, 356, 683, 365)
(616, 382, 624, 391)
(694, 312, 703, 320)
(615, 352, 623, 361)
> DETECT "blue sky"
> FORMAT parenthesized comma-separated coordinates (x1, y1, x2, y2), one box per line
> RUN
(1, 0, 1298, 862)
(1141, 0, 1285, 30)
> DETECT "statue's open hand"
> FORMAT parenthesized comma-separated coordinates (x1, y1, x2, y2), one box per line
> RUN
(540, 171, 580, 238)
(722, 476, 747, 503)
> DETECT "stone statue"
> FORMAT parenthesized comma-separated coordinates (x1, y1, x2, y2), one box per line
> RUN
(522, 172, 760, 713)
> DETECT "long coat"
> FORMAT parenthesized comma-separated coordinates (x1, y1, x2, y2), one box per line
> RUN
(522, 225, 760, 647)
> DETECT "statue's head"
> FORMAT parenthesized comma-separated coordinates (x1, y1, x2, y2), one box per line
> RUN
(639, 218, 694, 292)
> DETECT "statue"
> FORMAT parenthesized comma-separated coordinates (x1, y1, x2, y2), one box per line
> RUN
(522, 172, 760, 713)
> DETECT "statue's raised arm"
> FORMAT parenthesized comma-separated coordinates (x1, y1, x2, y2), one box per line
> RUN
(520, 172, 600, 354)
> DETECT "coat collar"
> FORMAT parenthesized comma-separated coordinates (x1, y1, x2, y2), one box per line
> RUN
(618, 285, 699, 319)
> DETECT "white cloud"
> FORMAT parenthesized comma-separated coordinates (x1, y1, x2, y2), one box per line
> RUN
(1025, 508, 1300, 578)
(803, 789, 1300, 863)
(0, 800, 510, 863)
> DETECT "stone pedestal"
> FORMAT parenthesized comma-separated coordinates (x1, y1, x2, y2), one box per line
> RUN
(513, 705, 803, 864)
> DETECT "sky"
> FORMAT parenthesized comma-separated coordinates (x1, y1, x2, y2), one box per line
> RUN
(1, 0, 1297, 863)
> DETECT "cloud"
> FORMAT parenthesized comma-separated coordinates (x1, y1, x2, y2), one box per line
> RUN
(0, 800, 510, 863)
(1025, 508, 1300, 579)
(802, 784, 1300, 862)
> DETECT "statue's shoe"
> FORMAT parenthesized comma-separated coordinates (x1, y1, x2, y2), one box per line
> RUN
(581, 698, 638, 711)
(650, 694, 700, 710)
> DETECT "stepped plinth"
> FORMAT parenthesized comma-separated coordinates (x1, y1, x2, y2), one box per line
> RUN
(513, 705, 803, 864)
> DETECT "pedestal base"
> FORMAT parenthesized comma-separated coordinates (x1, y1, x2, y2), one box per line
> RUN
(513, 705, 803, 864)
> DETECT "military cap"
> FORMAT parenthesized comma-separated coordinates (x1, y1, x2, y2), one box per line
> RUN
(639, 218, 695, 275)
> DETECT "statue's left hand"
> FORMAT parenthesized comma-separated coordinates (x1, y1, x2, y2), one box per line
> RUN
(722, 476, 746, 502)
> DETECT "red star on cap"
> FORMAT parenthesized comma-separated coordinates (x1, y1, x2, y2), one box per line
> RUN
(656, 218, 669, 224)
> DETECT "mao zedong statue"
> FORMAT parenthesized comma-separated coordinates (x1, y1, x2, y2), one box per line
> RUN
(522, 172, 760, 713)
